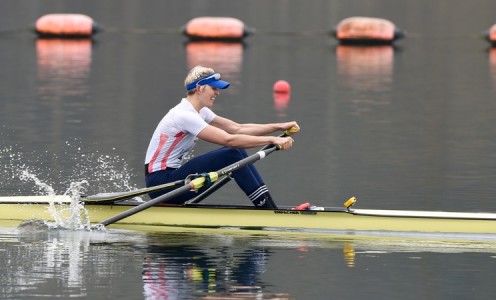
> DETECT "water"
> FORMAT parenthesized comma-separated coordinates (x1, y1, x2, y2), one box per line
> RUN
(2, 0, 496, 298)
(2, 223, 496, 299)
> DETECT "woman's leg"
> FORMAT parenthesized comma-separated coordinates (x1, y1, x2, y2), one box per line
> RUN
(145, 147, 277, 208)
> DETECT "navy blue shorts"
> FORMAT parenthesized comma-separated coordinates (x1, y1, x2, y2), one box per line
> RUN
(145, 147, 265, 204)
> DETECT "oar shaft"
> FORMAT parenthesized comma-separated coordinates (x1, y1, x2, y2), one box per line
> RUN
(98, 183, 194, 226)
(96, 146, 279, 227)
(84, 179, 184, 202)
(185, 176, 232, 204)
(216, 147, 278, 176)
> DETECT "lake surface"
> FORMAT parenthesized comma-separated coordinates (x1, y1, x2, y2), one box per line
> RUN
(2, 0, 496, 299)
(2, 222, 496, 300)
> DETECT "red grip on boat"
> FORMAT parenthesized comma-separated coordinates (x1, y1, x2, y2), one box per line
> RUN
(293, 202, 311, 211)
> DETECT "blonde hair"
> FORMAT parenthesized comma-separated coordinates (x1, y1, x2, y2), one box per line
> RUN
(185, 66, 215, 95)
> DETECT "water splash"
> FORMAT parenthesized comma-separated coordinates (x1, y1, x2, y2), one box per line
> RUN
(1, 140, 140, 231)
(19, 171, 92, 230)
(53, 181, 92, 230)
(19, 168, 56, 196)
(65, 141, 138, 196)
(1, 140, 139, 197)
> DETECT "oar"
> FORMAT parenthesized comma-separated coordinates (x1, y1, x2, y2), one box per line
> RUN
(184, 174, 231, 204)
(95, 146, 280, 227)
(82, 179, 185, 203)
(83, 126, 298, 204)
(185, 126, 299, 205)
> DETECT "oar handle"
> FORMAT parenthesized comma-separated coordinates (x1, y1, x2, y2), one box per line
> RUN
(284, 125, 299, 136)
(261, 126, 298, 151)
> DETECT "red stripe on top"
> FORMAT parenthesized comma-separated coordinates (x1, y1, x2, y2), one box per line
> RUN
(148, 131, 187, 174)
(148, 133, 168, 174)
(160, 131, 186, 170)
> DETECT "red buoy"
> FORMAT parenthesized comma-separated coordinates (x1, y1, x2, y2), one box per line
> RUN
(332, 17, 403, 45)
(35, 14, 99, 38)
(273, 80, 291, 111)
(486, 24, 496, 46)
(183, 17, 252, 41)
(273, 80, 291, 93)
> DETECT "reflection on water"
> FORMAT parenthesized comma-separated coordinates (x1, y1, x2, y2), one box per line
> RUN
(336, 45, 394, 115)
(343, 242, 357, 267)
(185, 41, 243, 94)
(0, 225, 295, 299)
(1, 223, 496, 299)
(36, 39, 92, 99)
(490, 48, 496, 90)
(273, 91, 291, 117)
(142, 232, 291, 299)
(0, 225, 146, 298)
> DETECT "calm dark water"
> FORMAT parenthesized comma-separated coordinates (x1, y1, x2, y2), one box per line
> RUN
(2, 0, 496, 299)
(1, 223, 496, 300)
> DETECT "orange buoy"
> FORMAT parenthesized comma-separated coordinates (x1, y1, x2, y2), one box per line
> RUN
(485, 24, 496, 46)
(183, 17, 252, 41)
(332, 17, 403, 45)
(35, 14, 99, 38)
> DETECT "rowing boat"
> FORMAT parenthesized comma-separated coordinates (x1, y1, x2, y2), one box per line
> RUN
(1, 195, 496, 236)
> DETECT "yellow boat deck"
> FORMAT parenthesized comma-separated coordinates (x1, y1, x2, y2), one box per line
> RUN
(1, 196, 496, 236)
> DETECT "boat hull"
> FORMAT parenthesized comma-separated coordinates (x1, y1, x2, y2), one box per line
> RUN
(1, 196, 496, 235)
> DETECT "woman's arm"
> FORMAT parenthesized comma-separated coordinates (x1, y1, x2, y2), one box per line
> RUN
(210, 115, 298, 136)
(197, 124, 295, 150)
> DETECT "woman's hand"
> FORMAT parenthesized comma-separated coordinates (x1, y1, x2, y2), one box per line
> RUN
(282, 122, 300, 135)
(274, 136, 294, 150)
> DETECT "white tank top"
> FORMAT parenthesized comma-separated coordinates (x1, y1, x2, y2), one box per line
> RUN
(145, 98, 215, 173)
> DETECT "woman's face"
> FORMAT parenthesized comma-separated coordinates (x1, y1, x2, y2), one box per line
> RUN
(199, 85, 220, 108)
